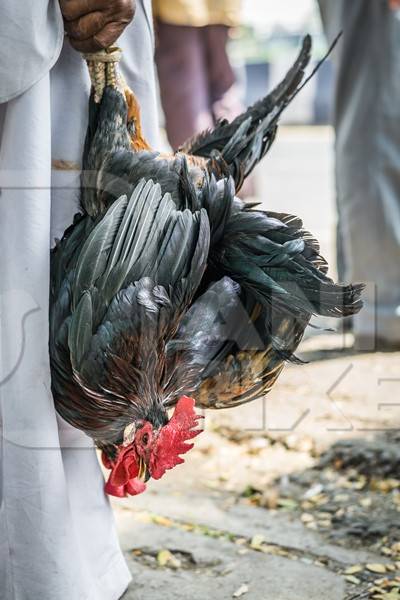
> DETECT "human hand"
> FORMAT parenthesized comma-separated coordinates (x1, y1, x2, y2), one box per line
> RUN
(389, 0, 400, 10)
(60, 0, 136, 53)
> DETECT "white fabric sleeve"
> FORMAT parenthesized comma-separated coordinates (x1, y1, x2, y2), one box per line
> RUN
(0, 0, 64, 103)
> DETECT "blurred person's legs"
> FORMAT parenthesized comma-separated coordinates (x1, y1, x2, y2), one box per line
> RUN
(155, 22, 244, 149)
(318, 0, 400, 348)
(155, 20, 255, 196)
(204, 25, 243, 122)
(155, 22, 214, 149)
(204, 25, 254, 197)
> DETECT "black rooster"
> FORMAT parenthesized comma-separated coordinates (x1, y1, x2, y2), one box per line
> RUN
(50, 37, 363, 497)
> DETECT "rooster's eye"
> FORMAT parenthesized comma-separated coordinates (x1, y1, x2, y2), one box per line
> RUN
(141, 433, 149, 446)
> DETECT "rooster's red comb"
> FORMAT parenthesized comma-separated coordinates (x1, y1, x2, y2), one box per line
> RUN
(150, 396, 203, 480)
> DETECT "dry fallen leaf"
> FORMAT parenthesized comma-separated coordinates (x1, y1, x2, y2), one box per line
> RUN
(303, 484, 324, 500)
(260, 544, 279, 555)
(157, 549, 172, 566)
(157, 549, 181, 569)
(233, 584, 249, 598)
(360, 497, 372, 508)
(310, 494, 329, 506)
(345, 575, 361, 585)
(345, 565, 364, 575)
(277, 498, 298, 510)
(334, 494, 350, 503)
(301, 513, 314, 524)
(373, 592, 400, 600)
(353, 476, 367, 491)
(371, 479, 400, 493)
(152, 515, 173, 528)
(367, 564, 388, 574)
(250, 534, 265, 551)
(318, 519, 332, 528)
(235, 538, 247, 546)
(371, 586, 386, 595)
(260, 489, 279, 510)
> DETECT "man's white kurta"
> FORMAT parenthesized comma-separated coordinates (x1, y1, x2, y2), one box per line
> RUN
(0, 1, 159, 598)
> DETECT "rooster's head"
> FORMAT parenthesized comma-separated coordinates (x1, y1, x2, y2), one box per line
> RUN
(101, 396, 203, 497)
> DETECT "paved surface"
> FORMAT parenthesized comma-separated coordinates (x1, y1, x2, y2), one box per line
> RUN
(116, 342, 400, 600)
(255, 126, 336, 268)
(115, 342, 400, 600)
(115, 129, 400, 600)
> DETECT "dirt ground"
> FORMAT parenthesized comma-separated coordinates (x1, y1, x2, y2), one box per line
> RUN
(114, 333, 400, 600)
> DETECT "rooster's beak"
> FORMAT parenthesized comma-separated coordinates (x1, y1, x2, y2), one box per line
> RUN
(138, 457, 151, 482)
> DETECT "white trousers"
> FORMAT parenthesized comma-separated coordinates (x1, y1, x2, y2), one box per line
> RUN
(0, 2, 159, 598)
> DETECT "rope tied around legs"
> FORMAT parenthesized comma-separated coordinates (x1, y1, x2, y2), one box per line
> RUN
(83, 46, 125, 103)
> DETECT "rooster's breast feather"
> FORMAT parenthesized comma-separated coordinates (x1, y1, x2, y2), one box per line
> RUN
(50, 178, 210, 440)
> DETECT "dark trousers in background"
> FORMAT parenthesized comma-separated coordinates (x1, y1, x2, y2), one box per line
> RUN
(318, 0, 400, 346)
(155, 22, 243, 150)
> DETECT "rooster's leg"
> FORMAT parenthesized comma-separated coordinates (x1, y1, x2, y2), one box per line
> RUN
(124, 87, 151, 152)
(84, 47, 152, 152)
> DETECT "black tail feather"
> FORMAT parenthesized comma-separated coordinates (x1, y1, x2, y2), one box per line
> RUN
(181, 34, 342, 192)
